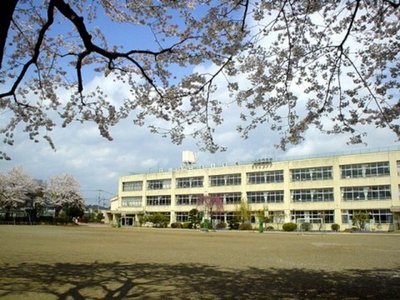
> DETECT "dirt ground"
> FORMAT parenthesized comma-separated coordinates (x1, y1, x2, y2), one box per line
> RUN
(0, 225, 399, 299)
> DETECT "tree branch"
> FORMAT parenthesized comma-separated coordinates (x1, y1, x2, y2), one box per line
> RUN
(0, 0, 55, 100)
(241, 0, 250, 31)
(383, 0, 400, 9)
(339, 0, 360, 50)
(0, 0, 18, 69)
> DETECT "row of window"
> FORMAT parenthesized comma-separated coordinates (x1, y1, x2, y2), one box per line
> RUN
(122, 161, 393, 191)
(176, 211, 285, 223)
(121, 185, 392, 207)
(175, 209, 393, 224)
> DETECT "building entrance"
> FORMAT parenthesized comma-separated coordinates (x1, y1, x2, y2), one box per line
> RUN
(121, 215, 135, 226)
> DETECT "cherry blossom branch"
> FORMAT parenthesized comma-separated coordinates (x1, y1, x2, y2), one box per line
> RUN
(0, 0, 55, 100)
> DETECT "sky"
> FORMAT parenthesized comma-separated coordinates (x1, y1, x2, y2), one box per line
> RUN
(1, 1, 399, 206)
(2, 70, 398, 206)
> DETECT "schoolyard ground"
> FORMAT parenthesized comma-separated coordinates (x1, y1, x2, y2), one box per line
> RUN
(0, 225, 399, 299)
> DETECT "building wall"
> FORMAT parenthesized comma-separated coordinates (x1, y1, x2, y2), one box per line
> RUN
(111, 149, 400, 231)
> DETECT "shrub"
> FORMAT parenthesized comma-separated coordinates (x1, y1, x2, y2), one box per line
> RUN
(352, 211, 369, 230)
(228, 219, 240, 230)
(96, 212, 104, 223)
(300, 222, 312, 232)
(343, 227, 361, 233)
(331, 223, 340, 232)
(216, 222, 227, 229)
(201, 220, 213, 230)
(147, 213, 169, 228)
(188, 209, 201, 228)
(239, 223, 253, 230)
(282, 222, 297, 231)
(182, 222, 193, 229)
(171, 222, 182, 228)
(266, 226, 274, 231)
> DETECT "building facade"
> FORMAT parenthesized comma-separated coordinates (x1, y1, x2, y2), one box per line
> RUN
(109, 148, 400, 231)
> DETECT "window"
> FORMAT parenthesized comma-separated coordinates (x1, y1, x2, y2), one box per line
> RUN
(176, 176, 204, 188)
(292, 210, 335, 223)
(210, 174, 241, 186)
(341, 185, 391, 201)
(210, 193, 241, 205)
(291, 188, 334, 202)
(211, 213, 225, 222)
(176, 212, 189, 222)
(270, 211, 285, 223)
(340, 162, 390, 179)
(121, 196, 142, 207)
(146, 195, 171, 206)
(176, 194, 200, 206)
(247, 191, 284, 204)
(122, 181, 143, 191)
(341, 209, 393, 224)
(247, 170, 284, 184)
(147, 179, 171, 190)
(291, 166, 332, 182)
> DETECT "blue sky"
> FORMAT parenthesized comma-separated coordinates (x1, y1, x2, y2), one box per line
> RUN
(2, 72, 398, 206)
(1, 2, 399, 206)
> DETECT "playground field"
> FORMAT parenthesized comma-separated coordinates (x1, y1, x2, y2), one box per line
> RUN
(0, 225, 399, 299)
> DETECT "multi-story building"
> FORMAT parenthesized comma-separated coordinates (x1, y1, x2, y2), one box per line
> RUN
(109, 148, 400, 231)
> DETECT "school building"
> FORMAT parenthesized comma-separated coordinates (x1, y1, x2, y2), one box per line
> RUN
(108, 148, 400, 231)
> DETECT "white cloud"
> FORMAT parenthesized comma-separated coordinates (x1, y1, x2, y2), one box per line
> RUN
(2, 6, 399, 208)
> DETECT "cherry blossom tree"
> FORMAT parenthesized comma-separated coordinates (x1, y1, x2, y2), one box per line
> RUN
(0, 167, 43, 220)
(1, 1, 399, 159)
(197, 194, 224, 225)
(44, 174, 85, 217)
(0, 167, 39, 209)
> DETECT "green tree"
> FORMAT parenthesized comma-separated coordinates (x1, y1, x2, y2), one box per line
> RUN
(96, 212, 104, 223)
(256, 209, 267, 233)
(147, 213, 169, 228)
(188, 208, 200, 229)
(352, 211, 370, 230)
(235, 199, 251, 224)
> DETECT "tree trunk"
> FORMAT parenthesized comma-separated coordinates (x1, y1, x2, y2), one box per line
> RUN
(0, 0, 18, 69)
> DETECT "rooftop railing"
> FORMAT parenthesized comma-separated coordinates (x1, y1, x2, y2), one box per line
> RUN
(139, 145, 400, 174)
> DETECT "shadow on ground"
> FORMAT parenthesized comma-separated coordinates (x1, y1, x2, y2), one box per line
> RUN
(0, 262, 399, 299)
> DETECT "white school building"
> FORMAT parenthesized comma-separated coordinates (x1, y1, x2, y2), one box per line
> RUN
(109, 148, 400, 231)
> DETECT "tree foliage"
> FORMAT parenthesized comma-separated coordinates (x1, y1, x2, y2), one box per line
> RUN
(0, 167, 43, 211)
(352, 211, 370, 230)
(188, 208, 201, 228)
(0, 168, 84, 220)
(144, 213, 169, 228)
(1, 0, 399, 159)
(44, 173, 85, 216)
(197, 194, 224, 220)
(235, 199, 251, 224)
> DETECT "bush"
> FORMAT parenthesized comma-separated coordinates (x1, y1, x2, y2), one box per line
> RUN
(331, 223, 340, 232)
(182, 222, 193, 229)
(239, 223, 253, 230)
(188, 209, 200, 228)
(282, 222, 297, 231)
(266, 225, 274, 231)
(171, 222, 182, 228)
(216, 222, 227, 229)
(96, 212, 104, 223)
(352, 211, 369, 230)
(228, 220, 240, 230)
(147, 213, 169, 228)
(201, 220, 212, 230)
(344, 227, 360, 233)
(300, 222, 312, 232)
